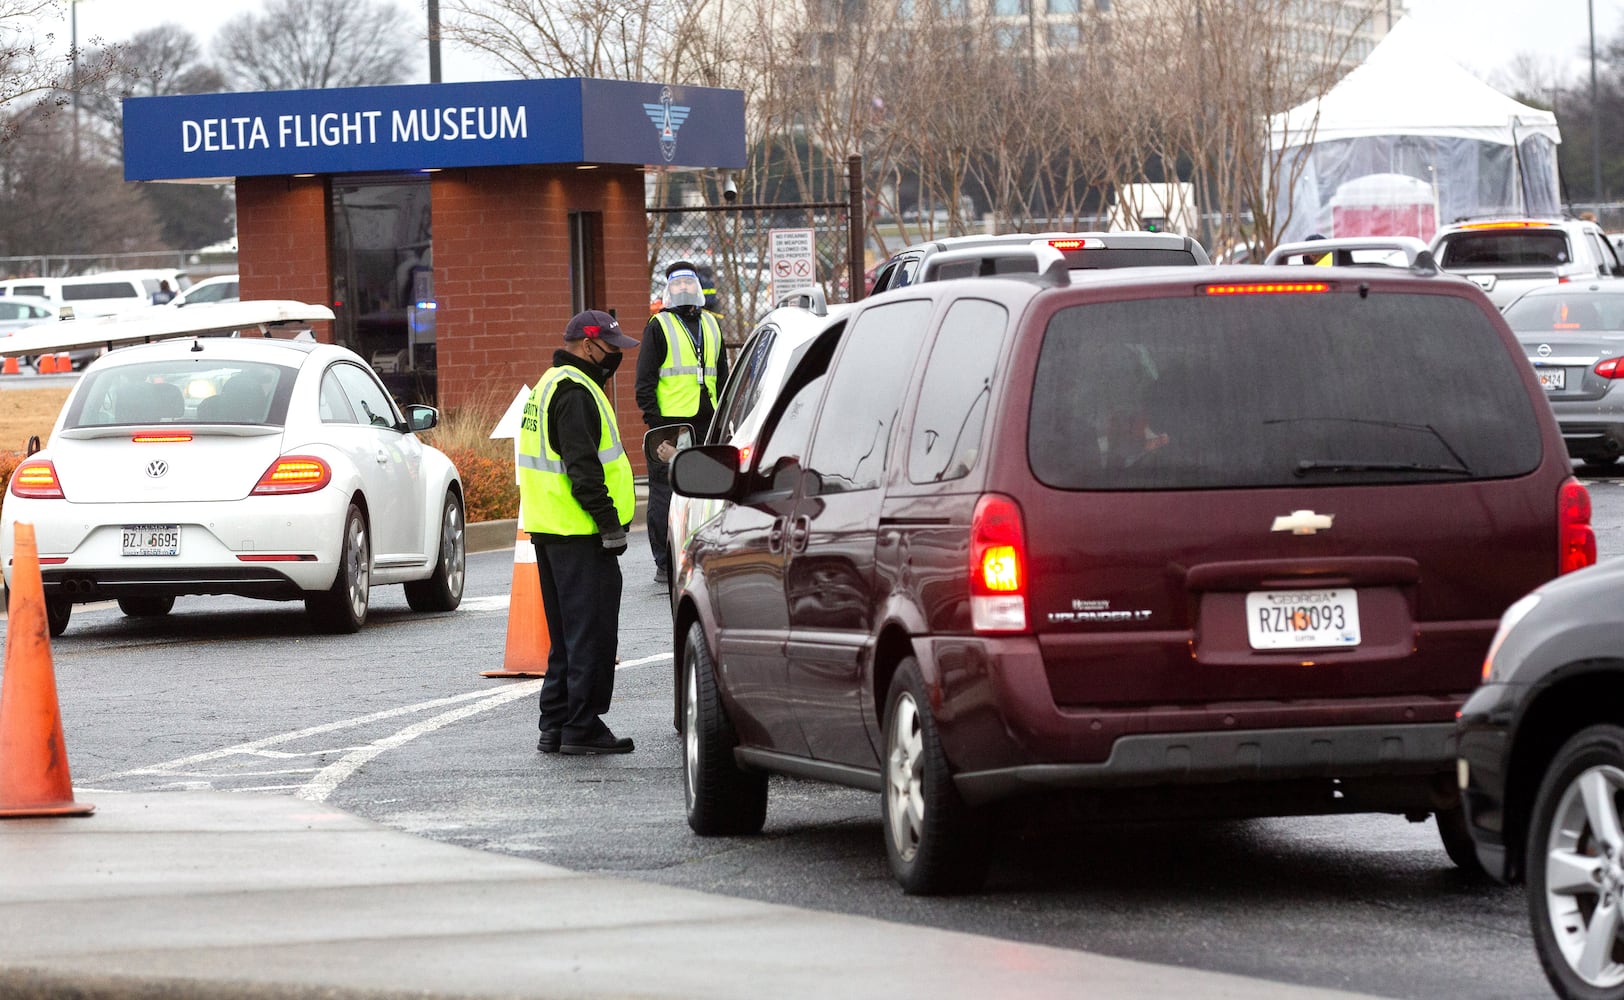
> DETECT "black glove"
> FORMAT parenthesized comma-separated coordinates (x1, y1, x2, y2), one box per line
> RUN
(602, 529, 628, 556)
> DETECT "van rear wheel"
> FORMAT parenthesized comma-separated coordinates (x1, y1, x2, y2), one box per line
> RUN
(881, 658, 991, 895)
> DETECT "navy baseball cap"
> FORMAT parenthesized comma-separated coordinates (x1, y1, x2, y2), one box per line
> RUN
(564, 310, 639, 348)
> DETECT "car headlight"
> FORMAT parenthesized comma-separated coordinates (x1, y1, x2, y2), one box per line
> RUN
(1481, 592, 1541, 684)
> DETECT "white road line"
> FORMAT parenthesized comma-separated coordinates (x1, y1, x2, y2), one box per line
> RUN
(90, 652, 675, 798)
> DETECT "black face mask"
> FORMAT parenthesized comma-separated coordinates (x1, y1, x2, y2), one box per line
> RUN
(674, 304, 702, 322)
(596, 348, 623, 377)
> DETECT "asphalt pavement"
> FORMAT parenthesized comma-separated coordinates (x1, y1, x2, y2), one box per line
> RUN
(0, 507, 1391, 1000)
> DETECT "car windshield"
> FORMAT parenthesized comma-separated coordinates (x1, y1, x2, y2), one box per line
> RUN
(1437, 231, 1571, 268)
(65, 359, 296, 428)
(1029, 291, 1543, 490)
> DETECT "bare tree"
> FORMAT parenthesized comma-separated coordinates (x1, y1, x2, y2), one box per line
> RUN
(81, 25, 224, 157)
(215, 0, 420, 91)
(441, 0, 683, 80)
(0, 106, 166, 259)
(0, 0, 119, 143)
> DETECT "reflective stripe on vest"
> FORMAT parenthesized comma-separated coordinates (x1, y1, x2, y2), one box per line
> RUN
(517, 366, 634, 536)
(653, 310, 721, 418)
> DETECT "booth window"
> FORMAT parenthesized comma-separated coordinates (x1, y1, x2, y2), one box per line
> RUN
(329, 176, 435, 386)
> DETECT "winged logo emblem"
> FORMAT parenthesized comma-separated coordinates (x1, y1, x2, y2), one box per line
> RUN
(642, 86, 691, 163)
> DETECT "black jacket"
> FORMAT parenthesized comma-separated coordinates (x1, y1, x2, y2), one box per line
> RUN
(534, 348, 628, 541)
(635, 307, 729, 439)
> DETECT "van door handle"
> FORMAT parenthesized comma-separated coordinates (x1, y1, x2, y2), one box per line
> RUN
(789, 515, 811, 553)
(768, 517, 786, 553)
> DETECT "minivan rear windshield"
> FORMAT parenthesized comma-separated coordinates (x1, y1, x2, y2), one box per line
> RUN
(62, 282, 139, 301)
(1435, 231, 1571, 268)
(1029, 291, 1542, 490)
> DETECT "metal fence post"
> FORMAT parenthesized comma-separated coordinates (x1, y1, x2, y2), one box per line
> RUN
(847, 154, 865, 302)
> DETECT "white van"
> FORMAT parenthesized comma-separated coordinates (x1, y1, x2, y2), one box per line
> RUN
(0, 269, 192, 319)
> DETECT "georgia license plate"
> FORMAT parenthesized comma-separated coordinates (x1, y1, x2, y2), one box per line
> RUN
(1244, 588, 1361, 650)
(1537, 368, 1565, 391)
(122, 524, 180, 557)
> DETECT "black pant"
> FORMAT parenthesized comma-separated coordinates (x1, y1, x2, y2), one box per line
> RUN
(647, 459, 672, 575)
(533, 535, 623, 742)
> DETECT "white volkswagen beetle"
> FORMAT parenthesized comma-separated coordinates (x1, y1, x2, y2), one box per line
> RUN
(0, 336, 465, 636)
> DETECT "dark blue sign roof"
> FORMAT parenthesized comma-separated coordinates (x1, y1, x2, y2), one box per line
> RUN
(123, 78, 746, 181)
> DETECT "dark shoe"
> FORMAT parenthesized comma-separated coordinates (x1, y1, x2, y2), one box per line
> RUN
(560, 734, 635, 755)
(537, 730, 561, 753)
(654, 566, 669, 585)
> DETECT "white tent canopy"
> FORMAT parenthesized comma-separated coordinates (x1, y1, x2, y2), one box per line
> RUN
(1268, 16, 1562, 244)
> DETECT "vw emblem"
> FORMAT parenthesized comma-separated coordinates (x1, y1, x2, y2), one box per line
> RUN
(1537, 343, 1552, 357)
(145, 460, 169, 479)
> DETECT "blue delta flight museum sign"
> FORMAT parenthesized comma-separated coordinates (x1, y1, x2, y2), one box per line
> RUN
(123, 78, 746, 181)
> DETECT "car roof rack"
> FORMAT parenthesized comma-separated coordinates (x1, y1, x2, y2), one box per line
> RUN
(919, 241, 1071, 288)
(773, 285, 828, 316)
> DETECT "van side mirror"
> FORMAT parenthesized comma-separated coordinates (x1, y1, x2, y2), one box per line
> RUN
(670, 445, 740, 499)
(643, 424, 694, 467)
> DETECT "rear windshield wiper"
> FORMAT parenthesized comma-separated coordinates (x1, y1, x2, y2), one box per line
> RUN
(1265, 417, 1473, 476)
(1294, 460, 1472, 477)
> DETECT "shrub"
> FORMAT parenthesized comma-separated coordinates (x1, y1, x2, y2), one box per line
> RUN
(423, 389, 519, 523)
(0, 450, 20, 524)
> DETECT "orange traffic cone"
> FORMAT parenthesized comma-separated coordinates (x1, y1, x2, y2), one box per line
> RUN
(0, 523, 93, 817)
(35, 354, 55, 374)
(482, 528, 550, 678)
(1, 357, 17, 375)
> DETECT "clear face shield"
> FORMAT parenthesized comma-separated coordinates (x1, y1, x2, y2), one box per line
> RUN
(663, 270, 705, 311)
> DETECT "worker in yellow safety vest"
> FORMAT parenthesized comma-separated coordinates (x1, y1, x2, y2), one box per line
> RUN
(518, 309, 639, 756)
(635, 260, 729, 587)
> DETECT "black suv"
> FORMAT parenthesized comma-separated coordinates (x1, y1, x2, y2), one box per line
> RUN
(669, 257, 1593, 894)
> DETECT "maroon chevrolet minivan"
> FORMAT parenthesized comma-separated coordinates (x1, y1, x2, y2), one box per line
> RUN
(668, 259, 1597, 894)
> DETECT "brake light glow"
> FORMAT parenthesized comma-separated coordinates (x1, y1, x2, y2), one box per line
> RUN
(10, 460, 63, 499)
(1558, 477, 1597, 574)
(1460, 221, 1551, 230)
(132, 432, 194, 443)
(1047, 238, 1101, 251)
(251, 456, 331, 495)
(1201, 282, 1329, 296)
(1596, 356, 1624, 379)
(970, 493, 1027, 632)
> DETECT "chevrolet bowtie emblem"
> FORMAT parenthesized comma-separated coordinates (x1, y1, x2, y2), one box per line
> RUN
(1271, 510, 1333, 535)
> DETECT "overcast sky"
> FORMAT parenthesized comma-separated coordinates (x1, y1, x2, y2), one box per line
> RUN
(38, 0, 1624, 87)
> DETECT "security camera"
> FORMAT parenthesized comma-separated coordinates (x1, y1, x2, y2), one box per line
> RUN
(722, 175, 738, 204)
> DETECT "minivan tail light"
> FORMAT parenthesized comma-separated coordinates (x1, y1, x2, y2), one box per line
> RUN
(10, 459, 63, 499)
(1595, 356, 1624, 379)
(970, 493, 1027, 632)
(1558, 477, 1597, 574)
(252, 456, 331, 495)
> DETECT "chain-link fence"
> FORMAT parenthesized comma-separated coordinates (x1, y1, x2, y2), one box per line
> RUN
(646, 202, 853, 347)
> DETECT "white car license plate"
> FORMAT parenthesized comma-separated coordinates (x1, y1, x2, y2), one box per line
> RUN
(123, 524, 180, 557)
(1244, 588, 1360, 650)
(1537, 368, 1565, 391)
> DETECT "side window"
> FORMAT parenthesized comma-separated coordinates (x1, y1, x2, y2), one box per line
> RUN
(331, 363, 399, 429)
(804, 300, 933, 493)
(319, 369, 359, 423)
(893, 255, 922, 289)
(1589, 231, 1620, 275)
(909, 299, 1008, 483)
(870, 261, 901, 294)
(753, 375, 828, 496)
(713, 325, 777, 444)
(0, 302, 20, 320)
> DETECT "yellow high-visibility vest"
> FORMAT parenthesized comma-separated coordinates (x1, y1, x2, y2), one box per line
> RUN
(653, 310, 722, 418)
(517, 366, 633, 536)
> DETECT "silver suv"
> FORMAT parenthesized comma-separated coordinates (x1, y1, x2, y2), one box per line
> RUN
(1430, 218, 1624, 309)
(868, 230, 1211, 294)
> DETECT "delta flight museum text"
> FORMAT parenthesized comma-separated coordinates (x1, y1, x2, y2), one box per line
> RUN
(180, 105, 530, 153)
